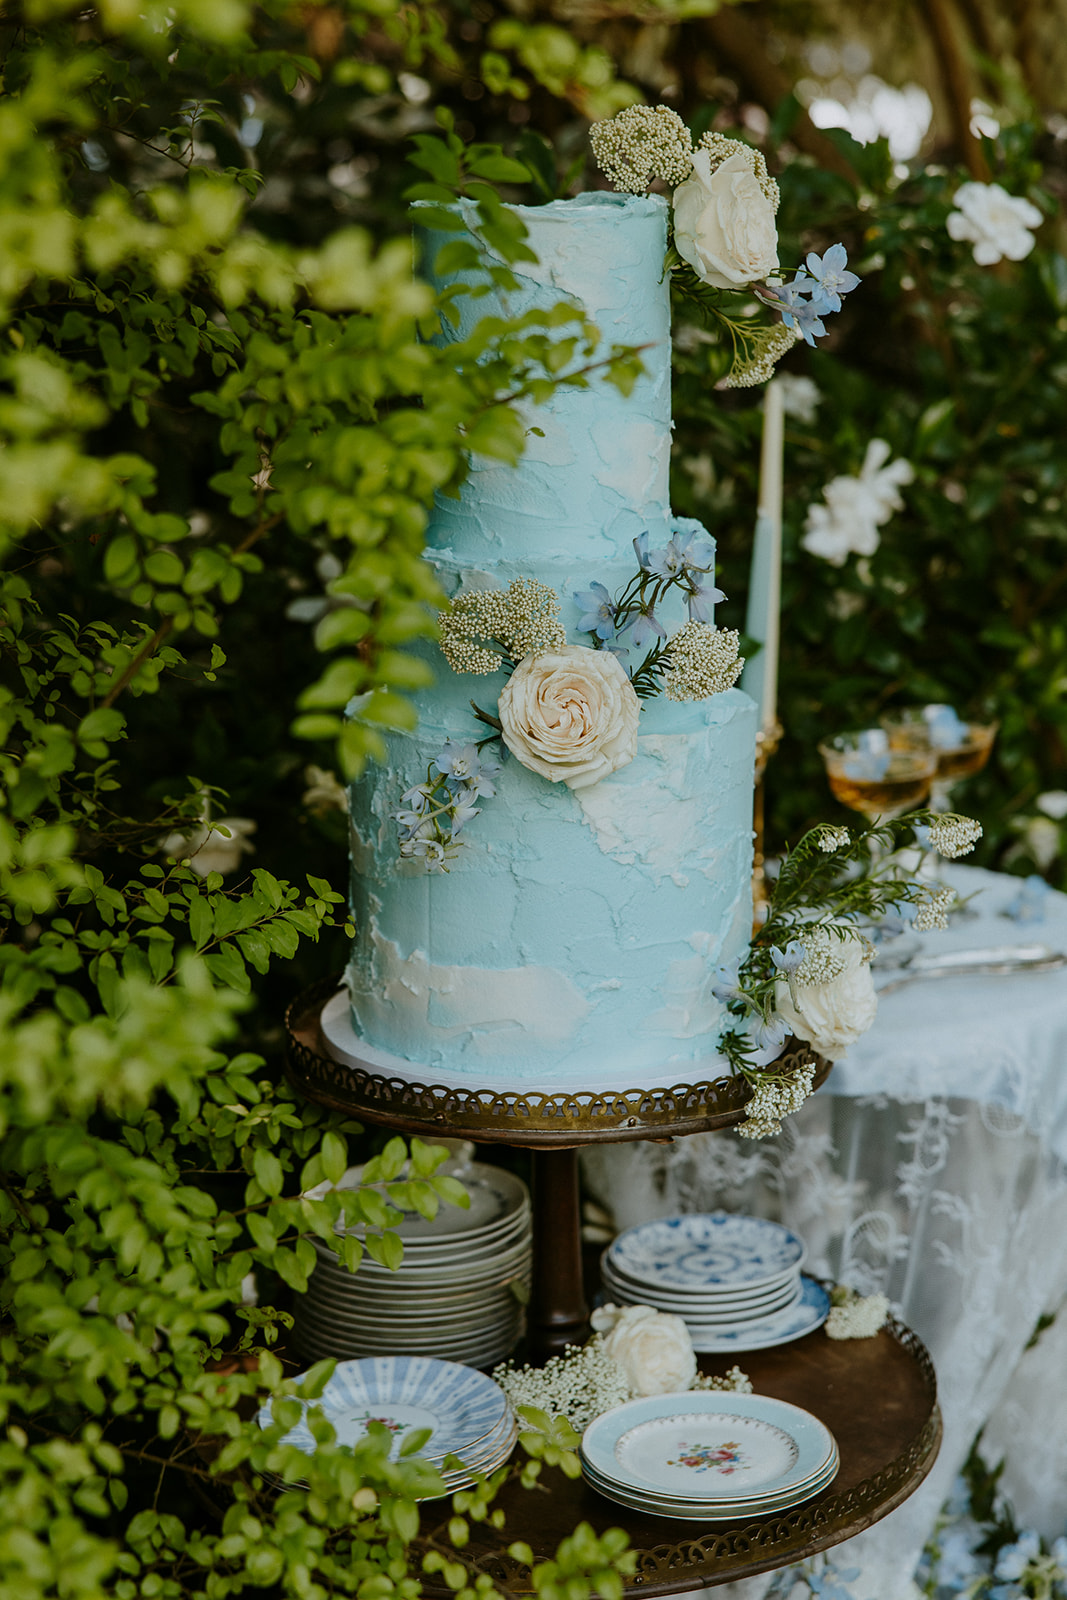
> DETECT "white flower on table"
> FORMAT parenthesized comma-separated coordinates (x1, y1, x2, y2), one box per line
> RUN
(590, 1303, 697, 1397)
(673, 147, 779, 290)
(946, 181, 1043, 265)
(497, 644, 640, 790)
(773, 926, 877, 1060)
(801, 439, 914, 567)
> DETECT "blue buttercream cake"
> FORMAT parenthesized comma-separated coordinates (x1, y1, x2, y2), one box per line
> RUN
(322, 191, 758, 1090)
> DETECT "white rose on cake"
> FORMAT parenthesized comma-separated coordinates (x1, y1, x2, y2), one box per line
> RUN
(498, 644, 640, 790)
(774, 928, 877, 1059)
(591, 1303, 697, 1396)
(672, 149, 779, 289)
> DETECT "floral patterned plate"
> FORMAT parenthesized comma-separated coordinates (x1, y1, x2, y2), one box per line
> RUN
(606, 1213, 805, 1293)
(581, 1392, 836, 1503)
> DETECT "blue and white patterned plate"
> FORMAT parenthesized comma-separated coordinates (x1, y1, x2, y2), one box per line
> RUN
(607, 1214, 805, 1292)
(582, 1391, 836, 1504)
(256, 1357, 508, 1462)
(687, 1275, 830, 1352)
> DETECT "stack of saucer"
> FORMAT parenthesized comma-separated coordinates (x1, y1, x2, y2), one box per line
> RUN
(258, 1356, 517, 1497)
(581, 1391, 839, 1521)
(292, 1163, 531, 1369)
(601, 1213, 830, 1352)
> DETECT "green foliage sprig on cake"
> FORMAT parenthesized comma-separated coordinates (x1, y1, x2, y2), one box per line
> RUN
(722, 812, 983, 1138)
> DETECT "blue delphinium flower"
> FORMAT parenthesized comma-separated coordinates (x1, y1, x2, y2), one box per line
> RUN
(574, 581, 618, 641)
(633, 531, 653, 570)
(746, 1012, 790, 1056)
(685, 571, 726, 624)
(623, 601, 667, 649)
(804, 243, 861, 312)
(776, 281, 827, 347)
(711, 960, 741, 1003)
(995, 1530, 1041, 1582)
(434, 741, 480, 784)
(448, 793, 482, 836)
(771, 940, 805, 974)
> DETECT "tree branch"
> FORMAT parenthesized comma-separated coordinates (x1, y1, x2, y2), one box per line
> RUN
(923, 0, 992, 180)
(700, 8, 861, 187)
(100, 616, 176, 708)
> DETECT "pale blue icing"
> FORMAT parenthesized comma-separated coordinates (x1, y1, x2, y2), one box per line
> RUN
(341, 193, 757, 1086)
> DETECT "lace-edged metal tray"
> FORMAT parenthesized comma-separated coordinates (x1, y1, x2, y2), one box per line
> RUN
(285, 979, 831, 1148)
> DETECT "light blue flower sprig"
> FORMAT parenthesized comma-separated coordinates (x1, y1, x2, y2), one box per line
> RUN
(757, 244, 861, 346)
(574, 523, 728, 699)
(393, 740, 502, 871)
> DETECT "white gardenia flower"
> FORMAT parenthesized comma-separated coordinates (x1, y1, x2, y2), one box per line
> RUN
(497, 644, 640, 790)
(591, 1304, 697, 1397)
(161, 817, 257, 877)
(774, 374, 821, 424)
(672, 149, 779, 290)
(802, 439, 914, 566)
(774, 934, 878, 1059)
(1037, 790, 1067, 821)
(946, 181, 1043, 266)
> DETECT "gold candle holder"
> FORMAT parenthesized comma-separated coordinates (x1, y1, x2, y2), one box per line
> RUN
(752, 719, 783, 932)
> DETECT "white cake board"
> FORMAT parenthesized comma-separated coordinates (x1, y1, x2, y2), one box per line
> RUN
(319, 990, 733, 1099)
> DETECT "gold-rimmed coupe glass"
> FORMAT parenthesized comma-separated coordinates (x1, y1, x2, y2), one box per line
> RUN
(879, 705, 998, 813)
(819, 728, 937, 824)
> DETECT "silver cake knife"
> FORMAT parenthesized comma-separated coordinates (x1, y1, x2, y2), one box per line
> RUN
(875, 943, 1067, 995)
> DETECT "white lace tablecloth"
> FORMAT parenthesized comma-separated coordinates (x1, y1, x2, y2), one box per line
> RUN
(582, 865, 1067, 1600)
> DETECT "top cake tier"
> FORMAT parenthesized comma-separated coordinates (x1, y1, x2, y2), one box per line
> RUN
(416, 191, 673, 577)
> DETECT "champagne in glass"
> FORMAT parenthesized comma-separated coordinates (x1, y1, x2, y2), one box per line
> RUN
(819, 729, 936, 823)
(880, 705, 998, 812)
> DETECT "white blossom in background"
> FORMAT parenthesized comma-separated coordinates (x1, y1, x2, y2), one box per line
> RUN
(946, 181, 1043, 265)
(1037, 791, 1067, 820)
(302, 764, 349, 817)
(774, 373, 821, 423)
(807, 76, 932, 162)
(802, 439, 914, 566)
(160, 817, 257, 877)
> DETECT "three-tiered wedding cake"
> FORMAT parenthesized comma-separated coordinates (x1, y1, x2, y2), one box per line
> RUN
(321, 190, 758, 1090)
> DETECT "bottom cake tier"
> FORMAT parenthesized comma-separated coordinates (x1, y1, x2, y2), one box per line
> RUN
(343, 687, 757, 1088)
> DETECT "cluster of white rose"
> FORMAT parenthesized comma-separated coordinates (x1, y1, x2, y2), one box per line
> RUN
(660, 621, 744, 701)
(825, 1289, 890, 1341)
(737, 1061, 817, 1140)
(775, 927, 878, 1060)
(498, 644, 641, 791)
(495, 1305, 752, 1432)
(438, 578, 566, 675)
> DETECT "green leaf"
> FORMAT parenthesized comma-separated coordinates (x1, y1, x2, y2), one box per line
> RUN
(320, 1130, 348, 1185)
(253, 1146, 284, 1197)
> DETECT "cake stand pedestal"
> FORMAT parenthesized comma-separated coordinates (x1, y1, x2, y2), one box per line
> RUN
(285, 979, 831, 1356)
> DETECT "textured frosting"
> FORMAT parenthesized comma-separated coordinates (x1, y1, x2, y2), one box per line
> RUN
(337, 193, 757, 1088)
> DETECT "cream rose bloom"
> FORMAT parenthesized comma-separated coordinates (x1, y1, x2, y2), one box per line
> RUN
(774, 935, 878, 1059)
(498, 645, 640, 790)
(673, 150, 779, 290)
(591, 1304, 697, 1397)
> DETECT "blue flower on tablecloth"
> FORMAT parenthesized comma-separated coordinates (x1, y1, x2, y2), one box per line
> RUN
(935, 1521, 986, 1589)
(994, 1529, 1042, 1582)
(1001, 874, 1051, 923)
(574, 581, 618, 641)
(804, 244, 861, 313)
(1051, 1535, 1067, 1568)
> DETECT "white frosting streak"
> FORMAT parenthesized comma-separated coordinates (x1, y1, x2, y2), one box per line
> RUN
(575, 733, 712, 883)
(355, 922, 592, 1058)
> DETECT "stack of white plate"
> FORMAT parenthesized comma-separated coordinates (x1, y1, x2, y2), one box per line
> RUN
(601, 1213, 830, 1352)
(257, 1356, 517, 1497)
(581, 1391, 839, 1520)
(292, 1162, 531, 1369)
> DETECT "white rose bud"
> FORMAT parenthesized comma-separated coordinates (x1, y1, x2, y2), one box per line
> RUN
(672, 150, 779, 290)
(774, 938, 878, 1059)
(592, 1304, 697, 1397)
(498, 644, 640, 791)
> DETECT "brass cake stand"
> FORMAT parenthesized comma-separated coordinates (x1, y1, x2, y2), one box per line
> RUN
(283, 982, 941, 1589)
(286, 979, 830, 1356)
